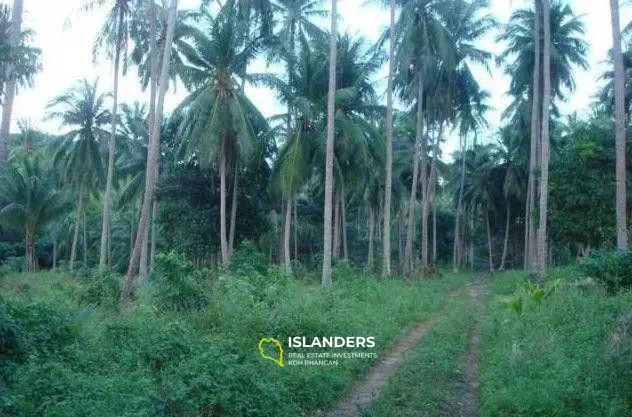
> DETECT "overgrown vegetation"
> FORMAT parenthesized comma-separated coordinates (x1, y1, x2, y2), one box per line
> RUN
(480, 267, 632, 416)
(0, 249, 468, 416)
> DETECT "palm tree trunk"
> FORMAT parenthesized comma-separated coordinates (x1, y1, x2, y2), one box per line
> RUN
(150, 201, 157, 270)
(25, 224, 35, 272)
(501, 202, 510, 270)
(284, 198, 292, 274)
(293, 200, 298, 260)
(219, 138, 229, 267)
(611, 0, 628, 251)
(404, 74, 423, 276)
(422, 123, 439, 273)
(99, 8, 124, 271)
(537, 0, 552, 278)
(229, 166, 238, 256)
(333, 192, 340, 260)
(432, 187, 437, 266)
(70, 182, 84, 271)
(382, 0, 395, 277)
(139, 217, 149, 280)
(342, 187, 348, 260)
(526, 0, 542, 272)
(0, 0, 24, 177)
(486, 210, 493, 272)
(453, 137, 466, 271)
(124, 0, 178, 303)
(397, 211, 404, 271)
(367, 204, 375, 270)
(469, 211, 474, 270)
(83, 208, 88, 266)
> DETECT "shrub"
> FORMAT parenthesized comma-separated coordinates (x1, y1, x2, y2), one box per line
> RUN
(581, 250, 632, 294)
(151, 252, 208, 311)
(77, 270, 121, 308)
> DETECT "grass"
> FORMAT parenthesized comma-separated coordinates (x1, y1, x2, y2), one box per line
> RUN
(0, 256, 469, 417)
(363, 289, 477, 417)
(480, 266, 632, 417)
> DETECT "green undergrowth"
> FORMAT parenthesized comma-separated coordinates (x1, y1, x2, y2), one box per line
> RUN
(0, 251, 469, 417)
(480, 266, 632, 416)
(364, 290, 477, 417)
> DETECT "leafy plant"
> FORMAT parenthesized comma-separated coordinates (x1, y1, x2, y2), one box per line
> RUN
(581, 249, 632, 294)
(151, 252, 208, 311)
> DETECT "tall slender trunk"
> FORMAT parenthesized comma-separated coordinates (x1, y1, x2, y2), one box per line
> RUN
(421, 123, 439, 272)
(99, 8, 124, 271)
(25, 225, 35, 272)
(341, 188, 348, 260)
(293, 200, 298, 260)
(0, 0, 24, 178)
(124, 0, 178, 303)
(526, 0, 542, 271)
(501, 202, 510, 271)
(284, 198, 292, 274)
(70, 182, 84, 271)
(432, 185, 437, 265)
(453, 136, 466, 271)
(229, 166, 238, 256)
(367, 204, 375, 269)
(333, 193, 340, 260)
(469, 211, 474, 270)
(486, 210, 493, 272)
(83, 208, 88, 266)
(139, 215, 149, 280)
(382, 0, 395, 277)
(611, 0, 628, 251)
(321, 0, 337, 287)
(219, 138, 229, 267)
(397, 211, 404, 271)
(150, 201, 157, 270)
(536, 0, 552, 278)
(404, 74, 423, 276)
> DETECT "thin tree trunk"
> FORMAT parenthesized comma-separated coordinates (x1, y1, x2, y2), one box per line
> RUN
(52, 223, 58, 270)
(70, 182, 84, 272)
(397, 211, 404, 271)
(432, 187, 437, 266)
(526, 0, 542, 272)
(501, 202, 510, 271)
(422, 123, 439, 273)
(139, 214, 149, 280)
(367, 204, 375, 269)
(469, 212, 474, 270)
(453, 136, 466, 271)
(537, 0, 552, 278)
(99, 8, 124, 271)
(229, 166, 238, 256)
(0, 0, 24, 178)
(342, 187, 348, 260)
(293, 200, 298, 260)
(382, 0, 395, 277)
(321, 0, 337, 286)
(25, 225, 35, 272)
(404, 74, 423, 276)
(150, 201, 157, 270)
(611, 0, 628, 251)
(333, 192, 340, 260)
(486, 210, 493, 273)
(83, 207, 88, 266)
(219, 138, 229, 267)
(284, 198, 292, 274)
(124, 0, 178, 303)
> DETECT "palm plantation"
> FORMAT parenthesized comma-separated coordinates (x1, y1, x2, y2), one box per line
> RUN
(1, 1, 632, 416)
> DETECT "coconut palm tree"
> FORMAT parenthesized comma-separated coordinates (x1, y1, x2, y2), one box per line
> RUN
(0, 158, 69, 271)
(173, 1, 268, 268)
(322, 0, 337, 287)
(85, 0, 136, 271)
(124, 0, 178, 302)
(47, 79, 110, 271)
(609, 0, 628, 251)
(0, 0, 41, 177)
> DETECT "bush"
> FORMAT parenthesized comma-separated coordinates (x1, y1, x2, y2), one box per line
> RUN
(581, 250, 632, 294)
(77, 270, 121, 308)
(151, 252, 208, 311)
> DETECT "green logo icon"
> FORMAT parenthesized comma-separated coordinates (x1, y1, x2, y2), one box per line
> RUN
(258, 337, 284, 367)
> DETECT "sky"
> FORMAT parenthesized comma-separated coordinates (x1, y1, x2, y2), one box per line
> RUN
(5, 0, 632, 160)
